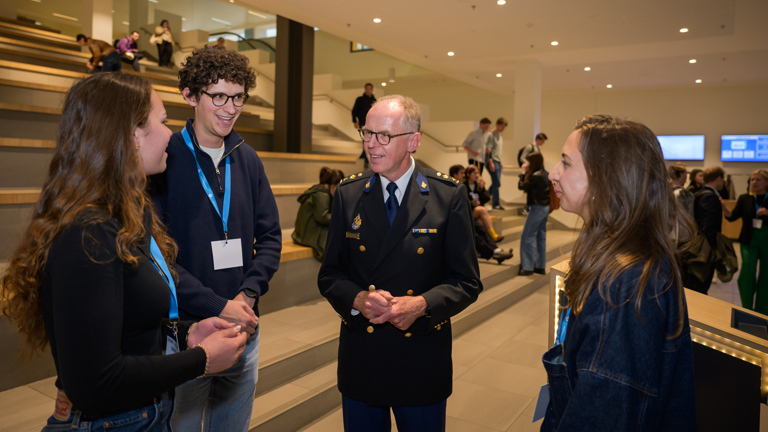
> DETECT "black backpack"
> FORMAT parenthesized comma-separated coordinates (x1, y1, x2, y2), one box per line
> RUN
(517, 143, 534, 167)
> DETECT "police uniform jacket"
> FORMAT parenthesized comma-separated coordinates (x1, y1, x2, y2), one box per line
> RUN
(318, 162, 482, 406)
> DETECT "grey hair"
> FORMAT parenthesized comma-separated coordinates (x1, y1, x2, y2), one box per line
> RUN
(373, 94, 421, 132)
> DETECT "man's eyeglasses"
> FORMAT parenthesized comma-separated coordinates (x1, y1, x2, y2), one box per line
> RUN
(359, 129, 416, 145)
(201, 90, 249, 107)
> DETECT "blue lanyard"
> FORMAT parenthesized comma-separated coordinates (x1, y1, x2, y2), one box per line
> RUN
(149, 236, 178, 320)
(181, 127, 231, 240)
(756, 193, 768, 212)
(555, 307, 571, 346)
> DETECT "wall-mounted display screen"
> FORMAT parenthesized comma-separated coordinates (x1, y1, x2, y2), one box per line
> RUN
(721, 135, 768, 162)
(656, 135, 705, 161)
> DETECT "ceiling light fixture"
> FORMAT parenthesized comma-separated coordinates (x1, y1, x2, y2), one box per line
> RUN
(551, 41, 559, 46)
(584, 67, 591, 71)
(496, 73, 502, 77)
(211, 17, 232, 26)
(248, 10, 267, 19)
(689, 59, 697, 64)
(122, 21, 129, 25)
(373, 18, 381, 23)
(680, 28, 688, 33)
(229, 0, 234, 3)
(497, 0, 506, 4)
(52, 13, 78, 21)
(447, 51, 454, 56)
(381, 82, 387, 86)
(695, 79, 702, 83)
(606, 84, 613, 88)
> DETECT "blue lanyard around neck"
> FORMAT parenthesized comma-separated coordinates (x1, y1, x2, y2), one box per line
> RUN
(149, 236, 178, 320)
(555, 307, 571, 346)
(756, 193, 768, 212)
(181, 127, 231, 240)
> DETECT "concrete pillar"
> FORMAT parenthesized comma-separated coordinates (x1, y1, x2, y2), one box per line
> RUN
(0, 0, 16, 21)
(82, 0, 112, 43)
(129, 0, 151, 53)
(273, 16, 314, 154)
(511, 60, 542, 166)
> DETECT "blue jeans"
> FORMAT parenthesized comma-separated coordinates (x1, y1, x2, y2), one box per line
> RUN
(519, 204, 549, 271)
(342, 395, 446, 432)
(171, 327, 259, 432)
(487, 160, 502, 207)
(100, 52, 122, 72)
(42, 393, 173, 431)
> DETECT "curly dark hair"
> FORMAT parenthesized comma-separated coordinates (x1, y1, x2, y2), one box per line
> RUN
(178, 46, 257, 99)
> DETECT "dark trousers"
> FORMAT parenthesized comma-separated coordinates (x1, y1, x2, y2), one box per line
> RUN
(342, 396, 446, 432)
(468, 158, 484, 175)
(100, 52, 121, 72)
(157, 41, 173, 66)
(121, 52, 144, 72)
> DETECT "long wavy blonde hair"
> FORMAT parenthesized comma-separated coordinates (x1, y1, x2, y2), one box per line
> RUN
(1, 73, 177, 357)
(565, 115, 696, 337)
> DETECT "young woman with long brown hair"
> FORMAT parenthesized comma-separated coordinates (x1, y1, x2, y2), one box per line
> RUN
(542, 115, 697, 431)
(517, 152, 550, 276)
(0, 73, 247, 431)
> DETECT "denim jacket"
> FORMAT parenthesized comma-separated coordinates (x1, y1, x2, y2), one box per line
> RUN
(542, 262, 697, 431)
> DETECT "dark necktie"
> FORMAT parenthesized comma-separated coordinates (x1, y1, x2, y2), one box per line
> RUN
(385, 182, 399, 226)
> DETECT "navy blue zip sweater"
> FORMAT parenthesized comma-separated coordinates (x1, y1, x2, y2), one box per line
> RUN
(150, 118, 282, 320)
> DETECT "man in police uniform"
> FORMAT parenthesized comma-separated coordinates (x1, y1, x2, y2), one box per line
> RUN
(318, 95, 482, 431)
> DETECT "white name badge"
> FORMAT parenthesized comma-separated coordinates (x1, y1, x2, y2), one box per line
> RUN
(211, 238, 244, 270)
(754, 219, 763, 229)
(166, 333, 179, 355)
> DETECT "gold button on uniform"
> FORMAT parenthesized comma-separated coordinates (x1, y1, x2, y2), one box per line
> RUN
(407, 290, 414, 295)
(405, 333, 412, 337)
(436, 324, 441, 330)
(367, 326, 374, 333)
(369, 285, 375, 291)
(359, 245, 366, 252)
(417, 247, 424, 254)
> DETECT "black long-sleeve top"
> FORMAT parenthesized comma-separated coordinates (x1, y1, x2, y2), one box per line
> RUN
(725, 193, 768, 245)
(39, 210, 206, 419)
(518, 169, 551, 206)
(351, 93, 376, 126)
(693, 187, 722, 248)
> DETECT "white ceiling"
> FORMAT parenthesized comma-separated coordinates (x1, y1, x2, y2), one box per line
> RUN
(238, 0, 768, 94)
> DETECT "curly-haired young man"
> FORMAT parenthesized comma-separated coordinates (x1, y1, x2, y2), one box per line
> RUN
(150, 45, 282, 432)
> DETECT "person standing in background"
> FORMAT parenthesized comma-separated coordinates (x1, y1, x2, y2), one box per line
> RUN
(518, 153, 550, 276)
(462, 118, 491, 174)
(668, 162, 695, 217)
(686, 167, 726, 295)
(518, 132, 548, 166)
(486, 117, 507, 210)
(151, 20, 178, 67)
(352, 83, 376, 169)
(687, 168, 704, 194)
(723, 169, 768, 314)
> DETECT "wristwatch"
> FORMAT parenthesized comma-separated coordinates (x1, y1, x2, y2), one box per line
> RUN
(242, 288, 259, 299)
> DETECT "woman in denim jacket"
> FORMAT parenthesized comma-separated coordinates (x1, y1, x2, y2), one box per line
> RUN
(543, 115, 698, 431)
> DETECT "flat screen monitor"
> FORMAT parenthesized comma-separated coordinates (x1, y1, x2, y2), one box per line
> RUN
(656, 135, 705, 161)
(721, 135, 768, 162)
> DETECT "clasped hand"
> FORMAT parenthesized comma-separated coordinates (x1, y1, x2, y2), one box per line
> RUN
(353, 290, 427, 330)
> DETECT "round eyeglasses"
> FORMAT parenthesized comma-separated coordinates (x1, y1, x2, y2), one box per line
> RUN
(201, 90, 249, 107)
(359, 129, 416, 145)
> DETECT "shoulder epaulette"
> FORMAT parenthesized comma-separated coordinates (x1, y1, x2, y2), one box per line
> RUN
(339, 171, 371, 186)
(426, 170, 461, 187)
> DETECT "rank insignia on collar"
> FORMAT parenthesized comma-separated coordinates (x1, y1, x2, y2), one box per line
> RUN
(363, 175, 377, 192)
(352, 214, 362, 230)
(416, 172, 429, 192)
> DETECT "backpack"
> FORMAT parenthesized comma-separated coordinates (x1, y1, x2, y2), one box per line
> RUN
(517, 143, 534, 167)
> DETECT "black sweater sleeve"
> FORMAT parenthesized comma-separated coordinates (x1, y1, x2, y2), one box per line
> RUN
(43, 220, 206, 417)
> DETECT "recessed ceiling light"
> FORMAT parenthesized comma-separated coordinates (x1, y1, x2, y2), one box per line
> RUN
(584, 67, 591, 71)
(496, 73, 502, 77)
(52, 12, 78, 21)
(497, 0, 506, 4)
(680, 28, 688, 33)
(381, 82, 387, 86)
(447, 51, 454, 56)
(689, 59, 697, 64)
(695, 79, 702, 83)
(229, 0, 234, 3)
(606, 84, 613, 88)
(551, 41, 559, 46)
(373, 18, 381, 23)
